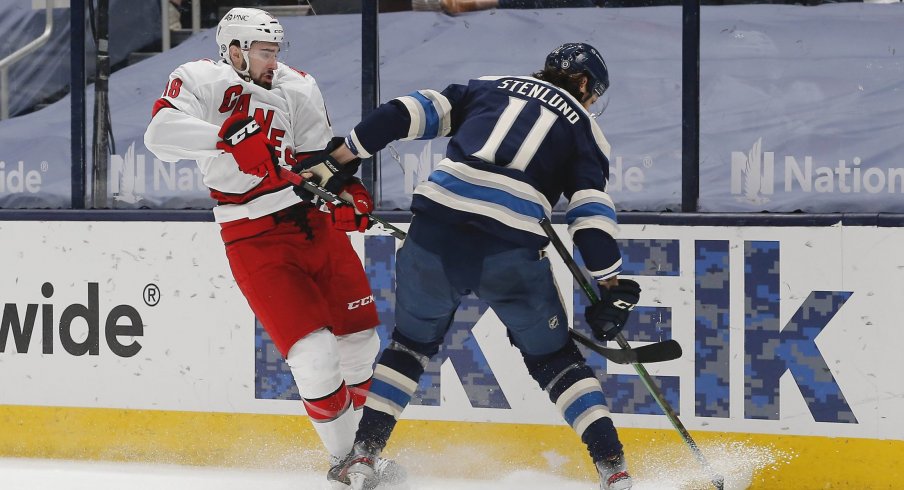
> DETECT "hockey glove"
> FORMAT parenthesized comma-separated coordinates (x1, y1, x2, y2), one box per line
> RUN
(584, 279, 641, 342)
(329, 179, 373, 233)
(291, 137, 361, 195)
(217, 113, 279, 183)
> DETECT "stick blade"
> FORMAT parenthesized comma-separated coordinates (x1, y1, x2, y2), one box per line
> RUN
(570, 331, 682, 364)
(632, 339, 683, 364)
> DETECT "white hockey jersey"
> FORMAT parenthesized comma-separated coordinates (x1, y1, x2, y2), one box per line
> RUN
(144, 58, 333, 223)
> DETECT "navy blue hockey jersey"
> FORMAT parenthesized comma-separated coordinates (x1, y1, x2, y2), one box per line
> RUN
(345, 75, 622, 280)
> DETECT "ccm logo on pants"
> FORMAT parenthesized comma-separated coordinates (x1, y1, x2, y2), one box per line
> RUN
(348, 295, 375, 310)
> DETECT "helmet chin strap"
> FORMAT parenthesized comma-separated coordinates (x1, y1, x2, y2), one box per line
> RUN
(229, 50, 252, 80)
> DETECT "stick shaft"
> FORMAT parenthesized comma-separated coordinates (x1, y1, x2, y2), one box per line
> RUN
(538, 218, 723, 490)
(279, 167, 408, 240)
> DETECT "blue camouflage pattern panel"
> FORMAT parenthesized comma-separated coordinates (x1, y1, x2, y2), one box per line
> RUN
(254, 236, 857, 424)
(255, 317, 299, 400)
(614, 239, 676, 342)
(744, 241, 857, 423)
(695, 241, 731, 418)
(364, 235, 397, 354)
(574, 242, 681, 415)
(619, 239, 680, 277)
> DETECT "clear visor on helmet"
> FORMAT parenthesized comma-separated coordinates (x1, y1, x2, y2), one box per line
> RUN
(245, 42, 283, 63)
(589, 93, 609, 119)
(586, 74, 609, 118)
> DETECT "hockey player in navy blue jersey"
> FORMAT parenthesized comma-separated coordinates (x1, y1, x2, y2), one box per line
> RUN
(302, 42, 640, 490)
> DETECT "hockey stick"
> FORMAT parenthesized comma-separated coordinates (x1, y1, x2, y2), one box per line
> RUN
(277, 167, 408, 240)
(538, 217, 724, 490)
(570, 329, 681, 365)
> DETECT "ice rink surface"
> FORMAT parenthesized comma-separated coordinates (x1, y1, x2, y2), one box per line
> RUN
(0, 440, 786, 490)
(0, 459, 601, 490)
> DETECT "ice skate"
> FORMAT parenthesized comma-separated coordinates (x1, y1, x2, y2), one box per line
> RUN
(328, 448, 408, 489)
(327, 455, 352, 489)
(333, 442, 381, 490)
(596, 453, 633, 490)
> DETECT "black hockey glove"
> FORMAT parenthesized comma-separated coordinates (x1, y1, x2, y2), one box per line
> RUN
(584, 279, 641, 342)
(291, 137, 361, 197)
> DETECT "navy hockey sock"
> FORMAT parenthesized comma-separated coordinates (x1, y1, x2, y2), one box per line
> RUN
(523, 341, 623, 461)
(355, 331, 438, 450)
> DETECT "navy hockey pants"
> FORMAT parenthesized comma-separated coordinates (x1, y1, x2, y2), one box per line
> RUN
(395, 216, 569, 357)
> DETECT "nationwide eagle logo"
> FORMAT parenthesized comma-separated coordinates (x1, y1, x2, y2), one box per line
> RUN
(110, 142, 145, 204)
(731, 137, 774, 204)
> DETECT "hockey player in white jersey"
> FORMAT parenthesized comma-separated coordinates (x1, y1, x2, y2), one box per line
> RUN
(143, 8, 403, 489)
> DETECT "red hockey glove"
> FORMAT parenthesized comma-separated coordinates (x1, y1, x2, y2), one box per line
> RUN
(329, 180, 373, 233)
(216, 113, 279, 183)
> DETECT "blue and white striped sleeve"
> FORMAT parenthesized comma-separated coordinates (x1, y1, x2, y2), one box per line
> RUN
(564, 120, 622, 281)
(392, 90, 453, 141)
(565, 189, 619, 239)
(345, 88, 455, 158)
(567, 190, 623, 281)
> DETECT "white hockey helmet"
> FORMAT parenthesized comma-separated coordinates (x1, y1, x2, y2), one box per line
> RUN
(216, 8, 284, 76)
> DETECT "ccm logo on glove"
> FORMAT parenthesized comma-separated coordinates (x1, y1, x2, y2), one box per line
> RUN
(225, 118, 261, 145)
(584, 279, 641, 342)
(611, 299, 637, 310)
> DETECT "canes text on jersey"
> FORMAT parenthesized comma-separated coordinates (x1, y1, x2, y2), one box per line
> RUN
(218, 85, 300, 164)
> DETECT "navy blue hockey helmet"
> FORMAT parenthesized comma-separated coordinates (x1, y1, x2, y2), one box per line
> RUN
(545, 43, 609, 97)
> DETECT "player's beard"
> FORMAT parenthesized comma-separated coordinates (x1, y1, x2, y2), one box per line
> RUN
(253, 71, 275, 90)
